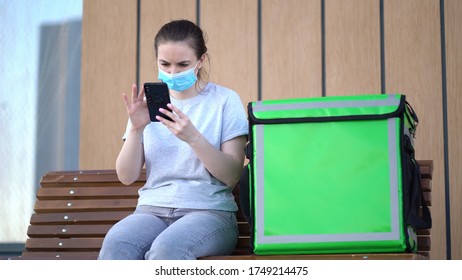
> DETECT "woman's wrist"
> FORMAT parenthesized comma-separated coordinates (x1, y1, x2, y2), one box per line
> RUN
(128, 125, 145, 138)
(187, 132, 204, 147)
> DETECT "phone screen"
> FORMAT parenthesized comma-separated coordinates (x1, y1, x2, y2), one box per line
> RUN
(144, 82, 173, 122)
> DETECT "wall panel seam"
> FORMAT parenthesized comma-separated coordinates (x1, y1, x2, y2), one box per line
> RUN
(439, 0, 451, 260)
(380, 0, 386, 94)
(196, 0, 201, 27)
(321, 0, 326, 97)
(136, 0, 141, 89)
(258, 0, 262, 101)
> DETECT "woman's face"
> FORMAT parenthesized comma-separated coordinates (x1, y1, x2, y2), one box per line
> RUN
(157, 41, 201, 75)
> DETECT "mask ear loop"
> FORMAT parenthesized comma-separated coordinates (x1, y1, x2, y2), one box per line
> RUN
(195, 53, 207, 76)
(193, 61, 201, 77)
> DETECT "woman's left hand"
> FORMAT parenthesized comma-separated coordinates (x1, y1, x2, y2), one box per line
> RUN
(157, 103, 202, 144)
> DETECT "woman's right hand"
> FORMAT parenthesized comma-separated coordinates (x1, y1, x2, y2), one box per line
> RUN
(122, 84, 150, 131)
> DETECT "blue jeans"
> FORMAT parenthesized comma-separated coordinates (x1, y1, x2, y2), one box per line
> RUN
(98, 205, 239, 260)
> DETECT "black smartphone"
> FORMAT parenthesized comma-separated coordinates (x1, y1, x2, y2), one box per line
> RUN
(143, 82, 173, 122)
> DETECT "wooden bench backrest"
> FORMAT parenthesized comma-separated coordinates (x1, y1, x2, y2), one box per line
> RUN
(18, 160, 433, 260)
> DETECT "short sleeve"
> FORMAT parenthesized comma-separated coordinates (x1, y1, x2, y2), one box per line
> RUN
(221, 91, 248, 143)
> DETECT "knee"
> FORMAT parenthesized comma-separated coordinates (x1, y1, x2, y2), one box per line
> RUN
(98, 228, 144, 260)
(145, 238, 193, 260)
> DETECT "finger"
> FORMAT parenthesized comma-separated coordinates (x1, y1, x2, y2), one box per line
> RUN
(159, 108, 178, 122)
(131, 84, 138, 102)
(156, 115, 177, 131)
(167, 103, 187, 119)
(138, 84, 145, 101)
(122, 92, 129, 108)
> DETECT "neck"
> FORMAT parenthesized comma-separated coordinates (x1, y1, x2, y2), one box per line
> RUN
(170, 81, 206, 100)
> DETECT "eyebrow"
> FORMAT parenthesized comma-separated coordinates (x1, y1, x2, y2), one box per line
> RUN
(158, 59, 192, 64)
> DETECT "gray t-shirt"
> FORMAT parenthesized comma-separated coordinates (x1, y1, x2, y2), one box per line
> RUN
(123, 82, 248, 211)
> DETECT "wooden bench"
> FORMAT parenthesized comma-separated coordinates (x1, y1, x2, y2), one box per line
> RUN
(16, 160, 433, 260)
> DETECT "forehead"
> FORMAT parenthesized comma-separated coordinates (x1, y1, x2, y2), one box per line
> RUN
(157, 41, 196, 61)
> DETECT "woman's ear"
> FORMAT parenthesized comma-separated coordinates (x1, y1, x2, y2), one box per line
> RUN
(198, 54, 206, 69)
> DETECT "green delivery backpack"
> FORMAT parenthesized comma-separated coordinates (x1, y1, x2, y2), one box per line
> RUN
(240, 94, 431, 255)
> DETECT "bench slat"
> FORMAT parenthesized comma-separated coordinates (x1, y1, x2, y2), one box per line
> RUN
(27, 224, 113, 238)
(200, 253, 428, 260)
(423, 191, 432, 206)
(39, 170, 146, 186)
(34, 199, 137, 213)
(418, 160, 433, 179)
(421, 178, 431, 191)
(19, 251, 100, 260)
(37, 186, 138, 200)
(26, 223, 250, 238)
(234, 236, 430, 253)
(30, 211, 133, 225)
(25, 238, 103, 250)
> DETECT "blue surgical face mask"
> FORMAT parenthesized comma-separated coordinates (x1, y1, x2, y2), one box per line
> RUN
(157, 62, 199, 92)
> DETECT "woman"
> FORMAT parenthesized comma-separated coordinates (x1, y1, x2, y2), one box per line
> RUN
(98, 19, 248, 260)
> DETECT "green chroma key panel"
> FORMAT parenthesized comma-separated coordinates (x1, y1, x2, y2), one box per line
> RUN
(250, 94, 409, 254)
